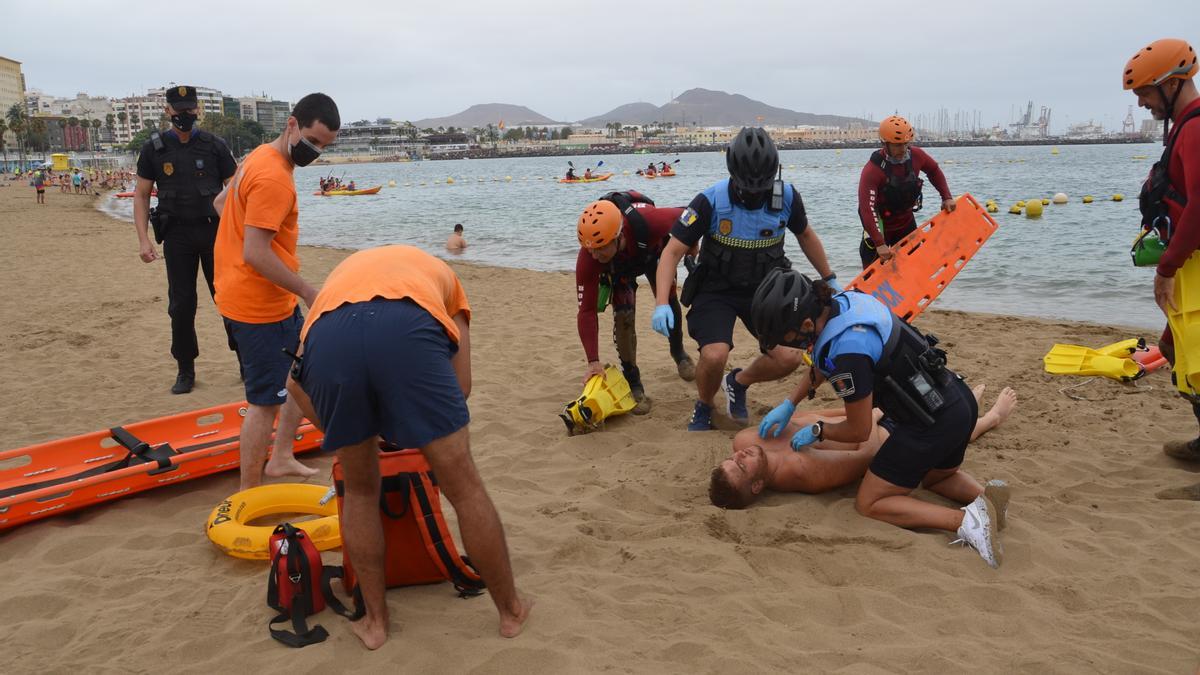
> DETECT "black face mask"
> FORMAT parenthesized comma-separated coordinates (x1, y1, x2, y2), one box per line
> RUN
(289, 136, 321, 167)
(735, 187, 769, 210)
(782, 329, 817, 351)
(171, 111, 197, 132)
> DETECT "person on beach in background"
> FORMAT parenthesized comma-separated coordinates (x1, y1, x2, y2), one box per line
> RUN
(1121, 39, 1200, 499)
(286, 245, 533, 650)
(710, 386, 1016, 510)
(652, 127, 839, 431)
(32, 169, 44, 204)
(575, 193, 696, 413)
(445, 223, 467, 251)
(857, 115, 955, 268)
(750, 269, 1003, 567)
(213, 92, 340, 489)
(133, 85, 240, 394)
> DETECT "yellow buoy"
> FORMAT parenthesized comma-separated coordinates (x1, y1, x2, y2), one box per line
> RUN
(622, 170, 630, 175)
(446, 177, 454, 184)
(1016, 200, 1026, 208)
(1025, 199, 1044, 218)
(505, 176, 512, 182)
(1083, 196, 1094, 203)
(1041, 198, 1050, 205)
(1009, 205, 1022, 214)
(1132, 155, 1148, 160)
(1052, 192, 1068, 204)
(1112, 193, 1124, 202)
(987, 204, 998, 213)
(387, 180, 397, 187)
(1051, 147, 1059, 155)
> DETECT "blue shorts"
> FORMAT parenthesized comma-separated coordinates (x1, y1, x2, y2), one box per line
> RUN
(227, 307, 302, 406)
(299, 298, 469, 451)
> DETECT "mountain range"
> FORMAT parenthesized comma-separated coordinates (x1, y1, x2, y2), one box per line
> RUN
(409, 89, 871, 130)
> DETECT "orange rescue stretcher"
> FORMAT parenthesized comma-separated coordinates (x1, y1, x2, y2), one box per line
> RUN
(0, 402, 324, 531)
(848, 193, 999, 322)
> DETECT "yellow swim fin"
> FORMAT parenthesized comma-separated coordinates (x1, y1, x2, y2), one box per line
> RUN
(1094, 337, 1145, 358)
(559, 365, 637, 434)
(1167, 251, 1200, 396)
(1043, 344, 1144, 381)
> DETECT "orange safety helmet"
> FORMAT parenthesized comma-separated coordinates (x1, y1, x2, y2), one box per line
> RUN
(879, 115, 914, 144)
(1123, 38, 1197, 90)
(577, 200, 623, 249)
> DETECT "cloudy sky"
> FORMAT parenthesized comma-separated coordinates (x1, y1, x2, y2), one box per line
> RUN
(5, 0, 1190, 132)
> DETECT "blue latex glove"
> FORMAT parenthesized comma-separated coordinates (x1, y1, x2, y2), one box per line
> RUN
(758, 399, 796, 438)
(790, 423, 820, 451)
(651, 304, 674, 336)
(824, 275, 843, 293)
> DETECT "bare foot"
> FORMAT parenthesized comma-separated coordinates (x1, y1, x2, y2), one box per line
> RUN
(350, 615, 388, 650)
(971, 384, 987, 408)
(989, 387, 1018, 424)
(264, 456, 320, 479)
(499, 597, 534, 638)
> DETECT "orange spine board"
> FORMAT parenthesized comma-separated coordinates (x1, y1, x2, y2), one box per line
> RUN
(848, 194, 998, 322)
(0, 401, 323, 530)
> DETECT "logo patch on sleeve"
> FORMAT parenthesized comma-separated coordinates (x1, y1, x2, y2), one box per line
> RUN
(681, 207, 698, 227)
(829, 373, 856, 398)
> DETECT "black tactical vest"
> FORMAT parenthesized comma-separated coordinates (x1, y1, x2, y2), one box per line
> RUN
(146, 129, 225, 220)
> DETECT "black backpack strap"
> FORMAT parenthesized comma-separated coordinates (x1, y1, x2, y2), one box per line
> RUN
(267, 524, 329, 648)
(602, 191, 653, 253)
(409, 472, 486, 597)
(320, 566, 366, 620)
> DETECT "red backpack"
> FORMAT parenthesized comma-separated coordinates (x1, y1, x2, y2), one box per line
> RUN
(332, 447, 485, 598)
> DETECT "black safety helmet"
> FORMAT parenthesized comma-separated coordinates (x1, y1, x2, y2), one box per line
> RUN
(726, 127, 779, 193)
(751, 268, 824, 350)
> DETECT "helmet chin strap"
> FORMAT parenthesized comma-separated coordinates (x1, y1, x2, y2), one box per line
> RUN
(1159, 80, 1184, 142)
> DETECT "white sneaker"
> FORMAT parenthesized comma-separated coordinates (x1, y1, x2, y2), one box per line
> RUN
(983, 479, 1011, 532)
(952, 496, 1001, 569)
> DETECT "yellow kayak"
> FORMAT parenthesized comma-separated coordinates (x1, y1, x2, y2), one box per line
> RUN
(558, 173, 613, 184)
(313, 185, 382, 196)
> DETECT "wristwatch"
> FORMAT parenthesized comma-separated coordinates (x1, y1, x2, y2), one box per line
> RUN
(813, 421, 825, 441)
(821, 273, 837, 283)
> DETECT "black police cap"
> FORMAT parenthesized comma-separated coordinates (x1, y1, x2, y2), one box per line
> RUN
(165, 85, 198, 108)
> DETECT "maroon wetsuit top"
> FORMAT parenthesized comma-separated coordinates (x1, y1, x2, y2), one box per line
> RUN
(1156, 98, 1200, 279)
(575, 203, 682, 362)
(857, 145, 952, 246)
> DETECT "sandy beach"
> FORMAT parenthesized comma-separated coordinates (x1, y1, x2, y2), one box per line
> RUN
(2, 180, 1198, 673)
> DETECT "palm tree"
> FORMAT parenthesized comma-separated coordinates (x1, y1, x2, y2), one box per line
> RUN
(7, 104, 27, 169)
(0, 119, 8, 169)
(67, 116, 80, 151)
(28, 117, 47, 153)
(91, 119, 102, 150)
(105, 114, 115, 147)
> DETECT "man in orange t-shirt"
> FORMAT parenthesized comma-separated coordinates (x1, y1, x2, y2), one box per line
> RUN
(213, 92, 340, 490)
(285, 245, 532, 650)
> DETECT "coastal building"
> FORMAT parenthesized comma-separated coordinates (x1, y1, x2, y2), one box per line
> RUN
(24, 90, 113, 124)
(236, 96, 291, 136)
(0, 56, 25, 148)
(331, 121, 426, 156)
(111, 93, 166, 145)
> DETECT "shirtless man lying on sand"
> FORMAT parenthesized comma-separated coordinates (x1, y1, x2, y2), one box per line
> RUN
(709, 385, 1017, 511)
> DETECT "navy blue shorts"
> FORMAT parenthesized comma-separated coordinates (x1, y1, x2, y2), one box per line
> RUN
(300, 298, 469, 451)
(869, 378, 978, 489)
(227, 307, 302, 406)
(686, 289, 756, 349)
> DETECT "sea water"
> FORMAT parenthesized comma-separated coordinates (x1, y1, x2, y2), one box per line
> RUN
(99, 143, 1165, 329)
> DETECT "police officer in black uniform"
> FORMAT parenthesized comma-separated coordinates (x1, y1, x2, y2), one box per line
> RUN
(134, 85, 238, 394)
